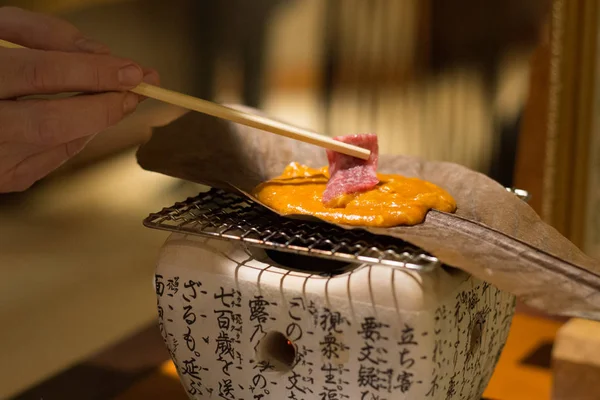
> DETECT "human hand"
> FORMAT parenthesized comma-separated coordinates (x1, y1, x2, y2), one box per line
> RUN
(0, 7, 160, 193)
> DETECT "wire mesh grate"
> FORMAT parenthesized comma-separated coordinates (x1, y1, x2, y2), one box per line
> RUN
(143, 188, 440, 271)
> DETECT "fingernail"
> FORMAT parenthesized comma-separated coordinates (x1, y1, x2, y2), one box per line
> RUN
(75, 37, 110, 54)
(118, 65, 143, 87)
(123, 92, 139, 114)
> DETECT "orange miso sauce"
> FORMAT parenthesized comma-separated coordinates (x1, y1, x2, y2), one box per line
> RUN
(252, 162, 457, 228)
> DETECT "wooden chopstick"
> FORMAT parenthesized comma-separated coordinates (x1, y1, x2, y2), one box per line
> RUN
(0, 39, 371, 160)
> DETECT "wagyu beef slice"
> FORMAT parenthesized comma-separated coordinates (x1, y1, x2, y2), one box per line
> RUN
(322, 134, 379, 207)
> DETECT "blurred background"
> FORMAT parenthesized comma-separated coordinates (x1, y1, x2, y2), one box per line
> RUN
(1, 0, 598, 399)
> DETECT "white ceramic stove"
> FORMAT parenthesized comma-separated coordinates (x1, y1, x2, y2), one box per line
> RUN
(145, 189, 517, 400)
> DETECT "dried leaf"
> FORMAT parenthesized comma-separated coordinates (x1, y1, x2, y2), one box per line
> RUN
(137, 107, 600, 320)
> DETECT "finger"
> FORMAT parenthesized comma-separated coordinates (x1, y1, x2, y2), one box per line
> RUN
(0, 91, 139, 145)
(0, 136, 93, 193)
(0, 6, 110, 53)
(0, 48, 144, 98)
(143, 68, 161, 86)
(0, 141, 34, 176)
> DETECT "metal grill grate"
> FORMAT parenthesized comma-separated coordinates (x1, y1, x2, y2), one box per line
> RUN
(143, 188, 440, 271)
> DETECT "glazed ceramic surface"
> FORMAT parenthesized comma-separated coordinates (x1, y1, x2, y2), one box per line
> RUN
(155, 234, 515, 400)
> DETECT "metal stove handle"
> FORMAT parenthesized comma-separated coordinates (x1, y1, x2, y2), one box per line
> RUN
(506, 187, 531, 203)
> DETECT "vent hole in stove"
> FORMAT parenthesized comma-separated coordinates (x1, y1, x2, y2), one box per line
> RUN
(261, 249, 360, 276)
(256, 331, 297, 372)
